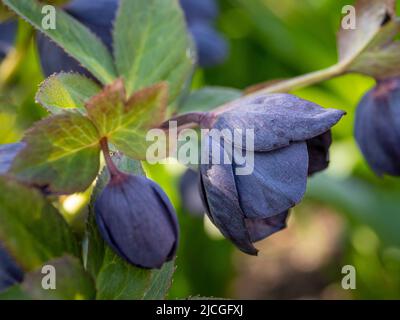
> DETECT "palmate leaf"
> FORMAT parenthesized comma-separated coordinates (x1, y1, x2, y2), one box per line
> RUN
(85, 154, 175, 300)
(10, 111, 101, 195)
(0, 177, 79, 271)
(36, 73, 101, 114)
(3, 0, 117, 83)
(85, 79, 168, 160)
(0, 256, 96, 300)
(113, 0, 194, 100)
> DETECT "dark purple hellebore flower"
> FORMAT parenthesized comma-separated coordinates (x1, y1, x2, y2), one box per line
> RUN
(37, 0, 118, 77)
(0, 243, 23, 292)
(95, 173, 179, 269)
(199, 94, 345, 255)
(355, 77, 400, 176)
(0, 20, 16, 60)
(180, 0, 228, 67)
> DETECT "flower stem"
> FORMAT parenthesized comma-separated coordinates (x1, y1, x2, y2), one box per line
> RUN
(215, 63, 348, 114)
(100, 138, 122, 179)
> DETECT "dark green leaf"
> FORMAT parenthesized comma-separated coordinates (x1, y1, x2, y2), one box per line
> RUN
(3, 0, 117, 83)
(113, 0, 194, 99)
(0, 177, 79, 271)
(143, 260, 175, 300)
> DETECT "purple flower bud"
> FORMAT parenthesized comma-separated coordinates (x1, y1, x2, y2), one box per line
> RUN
(189, 22, 228, 68)
(37, 0, 118, 77)
(0, 243, 23, 292)
(180, 0, 228, 67)
(355, 77, 400, 176)
(180, 0, 218, 24)
(199, 94, 345, 254)
(0, 20, 16, 60)
(95, 173, 179, 269)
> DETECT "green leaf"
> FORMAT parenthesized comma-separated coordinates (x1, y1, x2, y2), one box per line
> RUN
(113, 0, 194, 99)
(0, 177, 79, 271)
(337, 0, 400, 79)
(85, 154, 175, 300)
(10, 111, 101, 194)
(36, 73, 101, 114)
(0, 256, 96, 300)
(179, 87, 242, 114)
(3, 0, 117, 83)
(347, 18, 400, 79)
(95, 248, 153, 300)
(86, 80, 168, 160)
(143, 260, 175, 299)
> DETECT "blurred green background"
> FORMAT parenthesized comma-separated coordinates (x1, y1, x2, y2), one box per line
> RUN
(1, 0, 400, 299)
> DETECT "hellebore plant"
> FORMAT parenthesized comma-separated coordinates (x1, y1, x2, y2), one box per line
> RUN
(0, 0, 399, 300)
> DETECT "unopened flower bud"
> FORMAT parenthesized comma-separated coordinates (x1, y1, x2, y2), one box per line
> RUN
(95, 173, 179, 269)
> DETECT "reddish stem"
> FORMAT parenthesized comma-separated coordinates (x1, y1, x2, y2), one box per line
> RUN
(100, 138, 123, 179)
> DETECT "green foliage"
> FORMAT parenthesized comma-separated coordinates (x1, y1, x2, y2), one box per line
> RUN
(85, 80, 168, 160)
(10, 112, 101, 194)
(3, 0, 117, 83)
(0, 177, 79, 271)
(36, 73, 101, 114)
(0, 256, 96, 300)
(113, 0, 194, 99)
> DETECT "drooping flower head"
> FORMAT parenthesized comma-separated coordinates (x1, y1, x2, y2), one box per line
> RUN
(198, 94, 345, 254)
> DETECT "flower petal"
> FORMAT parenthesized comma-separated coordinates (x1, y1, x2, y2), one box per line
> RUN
(215, 93, 345, 152)
(245, 211, 289, 243)
(234, 142, 308, 219)
(307, 131, 332, 176)
(199, 136, 257, 255)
